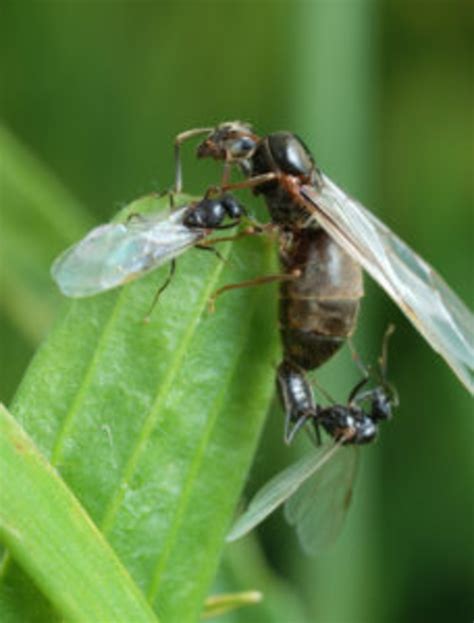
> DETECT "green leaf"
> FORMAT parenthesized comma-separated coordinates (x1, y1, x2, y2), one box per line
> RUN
(213, 536, 309, 623)
(0, 124, 92, 344)
(0, 404, 158, 623)
(4, 193, 279, 622)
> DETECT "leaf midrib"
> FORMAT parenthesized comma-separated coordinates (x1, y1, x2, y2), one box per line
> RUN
(144, 288, 259, 603)
(99, 250, 229, 533)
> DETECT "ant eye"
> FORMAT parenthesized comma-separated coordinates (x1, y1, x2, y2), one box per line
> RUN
(228, 137, 256, 158)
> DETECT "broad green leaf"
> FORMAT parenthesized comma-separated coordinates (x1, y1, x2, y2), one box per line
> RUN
(4, 192, 279, 622)
(0, 403, 158, 623)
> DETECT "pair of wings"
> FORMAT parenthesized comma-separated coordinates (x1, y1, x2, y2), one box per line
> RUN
(51, 206, 206, 297)
(300, 175, 473, 394)
(227, 176, 472, 554)
(51, 177, 473, 554)
(228, 440, 358, 556)
(51, 176, 473, 392)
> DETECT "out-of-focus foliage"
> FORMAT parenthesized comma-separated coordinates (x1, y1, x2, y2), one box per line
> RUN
(1, 2, 472, 622)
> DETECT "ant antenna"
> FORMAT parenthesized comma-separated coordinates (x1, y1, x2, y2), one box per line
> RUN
(311, 376, 337, 405)
(173, 127, 213, 193)
(347, 337, 370, 378)
(346, 338, 372, 403)
(373, 323, 400, 408)
(378, 323, 396, 380)
(347, 328, 396, 405)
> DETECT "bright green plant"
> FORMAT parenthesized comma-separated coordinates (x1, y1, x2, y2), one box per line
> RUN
(0, 128, 284, 622)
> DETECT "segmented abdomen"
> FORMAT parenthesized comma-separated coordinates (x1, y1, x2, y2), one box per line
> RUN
(279, 228, 363, 370)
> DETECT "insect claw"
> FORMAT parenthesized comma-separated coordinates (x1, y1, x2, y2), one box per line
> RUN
(284, 412, 312, 445)
(204, 185, 221, 199)
(207, 297, 217, 314)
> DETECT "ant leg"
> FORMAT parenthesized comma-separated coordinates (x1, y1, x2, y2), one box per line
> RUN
(220, 160, 232, 188)
(348, 377, 370, 404)
(194, 226, 273, 273)
(354, 324, 399, 409)
(379, 323, 396, 379)
(127, 190, 177, 224)
(277, 360, 318, 444)
(209, 221, 242, 231)
(174, 127, 213, 193)
(347, 337, 370, 378)
(201, 223, 274, 247)
(126, 212, 146, 224)
(156, 187, 179, 215)
(195, 244, 226, 263)
(378, 324, 399, 409)
(285, 411, 312, 445)
(208, 269, 300, 313)
(144, 259, 177, 323)
(195, 226, 264, 271)
(205, 172, 282, 198)
(304, 419, 322, 446)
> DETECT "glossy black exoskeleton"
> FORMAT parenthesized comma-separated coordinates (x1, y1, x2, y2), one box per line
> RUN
(173, 120, 474, 400)
(316, 377, 397, 444)
(174, 124, 404, 445)
(277, 356, 396, 445)
(183, 193, 245, 229)
(368, 386, 395, 422)
(246, 132, 323, 228)
(175, 122, 364, 441)
(276, 360, 316, 441)
(316, 404, 377, 445)
(195, 124, 322, 228)
(278, 323, 398, 444)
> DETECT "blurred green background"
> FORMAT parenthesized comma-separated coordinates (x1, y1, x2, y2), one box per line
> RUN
(1, 2, 472, 622)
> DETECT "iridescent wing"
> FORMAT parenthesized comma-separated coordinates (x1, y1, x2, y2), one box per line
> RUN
(227, 440, 352, 549)
(284, 444, 358, 555)
(51, 207, 206, 297)
(300, 175, 474, 393)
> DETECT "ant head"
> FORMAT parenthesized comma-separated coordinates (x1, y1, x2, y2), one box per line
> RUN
(370, 385, 398, 422)
(196, 121, 259, 163)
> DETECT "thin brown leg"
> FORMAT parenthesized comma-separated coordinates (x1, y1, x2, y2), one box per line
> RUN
(144, 259, 177, 323)
(205, 172, 282, 198)
(174, 127, 213, 192)
(200, 223, 276, 247)
(220, 160, 232, 188)
(208, 269, 301, 313)
(195, 244, 226, 263)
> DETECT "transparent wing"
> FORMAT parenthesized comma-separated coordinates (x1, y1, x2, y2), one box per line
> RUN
(284, 445, 358, 556)
(301, 175, 474, 393)
(227, 441, 344, 543)
(51, 207, 205, 297)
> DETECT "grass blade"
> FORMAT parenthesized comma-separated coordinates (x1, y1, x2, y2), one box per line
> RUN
(0, 403, 158, 623)
(0, 124, 92, 344)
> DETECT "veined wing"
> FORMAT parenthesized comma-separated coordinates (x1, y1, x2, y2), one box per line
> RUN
(227, 440, 344, 544)
(284, 445, 358, 556)
(301, 175, 474, 393)
(51, 207, 206, 297)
